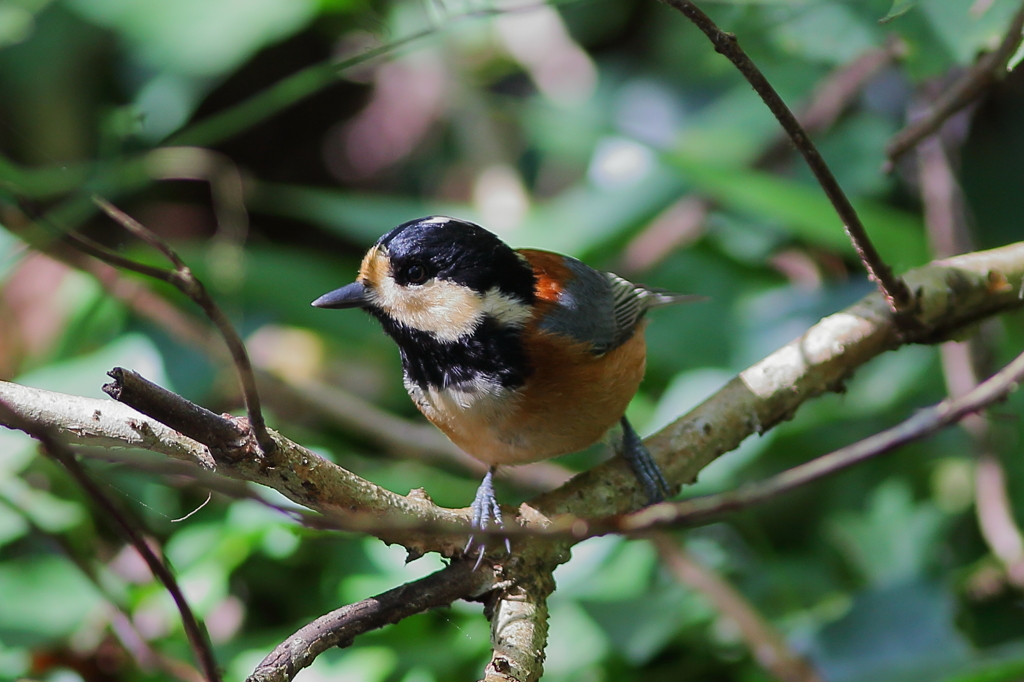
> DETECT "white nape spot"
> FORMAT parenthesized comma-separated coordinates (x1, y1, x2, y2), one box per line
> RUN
(587, 136, 655, 190)
(481, 287, 532, 327)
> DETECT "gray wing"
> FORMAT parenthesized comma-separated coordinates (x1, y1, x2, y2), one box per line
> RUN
(537, 257, 702, 355)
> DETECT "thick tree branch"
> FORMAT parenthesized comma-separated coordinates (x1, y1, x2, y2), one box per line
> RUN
(247, 562, 498, 682)
(0, 380, 472, 556)
(657, 0, 912, 313)
(481, 567, 553, 682)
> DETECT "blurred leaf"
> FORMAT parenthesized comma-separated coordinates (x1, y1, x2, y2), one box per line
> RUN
(554, 537, 658, 601)
(249, 183, 469, 246)
(0, 224, 22, 282)
(0, 555, 102, 643)
(918, 0, 1022, 65)
(545, 600, 609, 675)
(827, 479, 946, 587)
(517, 165, 684, 256)
(306, 647, 398, 682)
(676, 86, 784, 168)
(15, 332, 168, 398)
(0, 501, 27, 549)
(1008, 39, 1024, 71)
(773, 2, 878, 65)
(940, 658, 1024, 682)
(583, 582, 714, 664)
(881, 0, 918, 23)
(65, 0, 319, 77)
(669, 154, 929, 270)
(840, 344, 937, 417)
(647, 367, 776, 492)
(340, 537, 447, 603)
(0, 475, 83, 532)
(0, 642, 29, 681)
(810, 579, 971, 682)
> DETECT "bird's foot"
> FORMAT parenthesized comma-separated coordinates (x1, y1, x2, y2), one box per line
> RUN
(466, 467, 511, 569)
(620, 416, 673, 504)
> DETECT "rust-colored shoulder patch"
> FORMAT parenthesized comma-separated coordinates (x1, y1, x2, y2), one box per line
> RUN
(358, 245, 390, 286)
(518, 249, 573, 303)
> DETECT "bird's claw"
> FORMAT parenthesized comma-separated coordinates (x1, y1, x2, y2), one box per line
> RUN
(466, 467, 511, 569)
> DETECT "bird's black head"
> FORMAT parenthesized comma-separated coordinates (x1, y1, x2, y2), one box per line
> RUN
(377, 217, 535, 300)
(312, 217, 536, 343)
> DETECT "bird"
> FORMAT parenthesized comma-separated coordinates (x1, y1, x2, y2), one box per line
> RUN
(312, 216, 700, 557)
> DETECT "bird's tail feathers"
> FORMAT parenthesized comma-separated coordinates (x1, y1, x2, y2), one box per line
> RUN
(638, 287, 708, 308)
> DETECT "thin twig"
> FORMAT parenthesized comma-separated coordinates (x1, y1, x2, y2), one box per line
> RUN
(247, 562, 497, 682)
(653, 535, 822, 682)
(92, 196, 276, 457)
(658, 0, 912, 313)
(885, 0, 1024, 167)
(616, 344, 1024, 533)
(0, 400, 222, 682)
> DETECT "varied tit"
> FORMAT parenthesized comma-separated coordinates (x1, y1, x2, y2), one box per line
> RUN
(313, 216, 700, 553)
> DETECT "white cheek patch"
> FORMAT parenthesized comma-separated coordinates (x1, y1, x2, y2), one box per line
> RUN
(371, 276, 531, 342)
(372, 276, 483, 342)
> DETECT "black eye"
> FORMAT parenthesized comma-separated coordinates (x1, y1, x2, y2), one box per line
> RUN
(404, 263, 428, 284)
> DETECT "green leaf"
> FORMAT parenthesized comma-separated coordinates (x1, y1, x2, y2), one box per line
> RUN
(881, 0, 918, 23)
(516, 166, 684, 256)
(583, 582, 714, 664)
(668, 154, 929, 270)
(774, 2, 878, 64)
(65, 0, 319, 77)
(0, 555, 103, 642)
(827, 479, 946, 586)
(941, 658, 1024, 682)
(15, 333, 169, 399)
(919, 0, 1023, 65)
(811, 579, 971, 680)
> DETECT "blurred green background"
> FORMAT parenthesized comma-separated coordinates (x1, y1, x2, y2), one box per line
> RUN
(2, 0, 1024, 680)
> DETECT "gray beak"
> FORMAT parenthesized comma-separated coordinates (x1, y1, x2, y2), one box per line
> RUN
(311, 281, 369, 309)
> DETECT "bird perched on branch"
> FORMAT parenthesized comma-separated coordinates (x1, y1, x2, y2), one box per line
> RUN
(313, 216, 700, 557)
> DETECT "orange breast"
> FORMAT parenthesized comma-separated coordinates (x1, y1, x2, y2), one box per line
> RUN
(421, 323, 647, 466)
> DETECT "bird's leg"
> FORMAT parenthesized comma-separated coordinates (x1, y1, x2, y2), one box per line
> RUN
(619, 416, 672, 503)
(466, 466, 510, 567)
